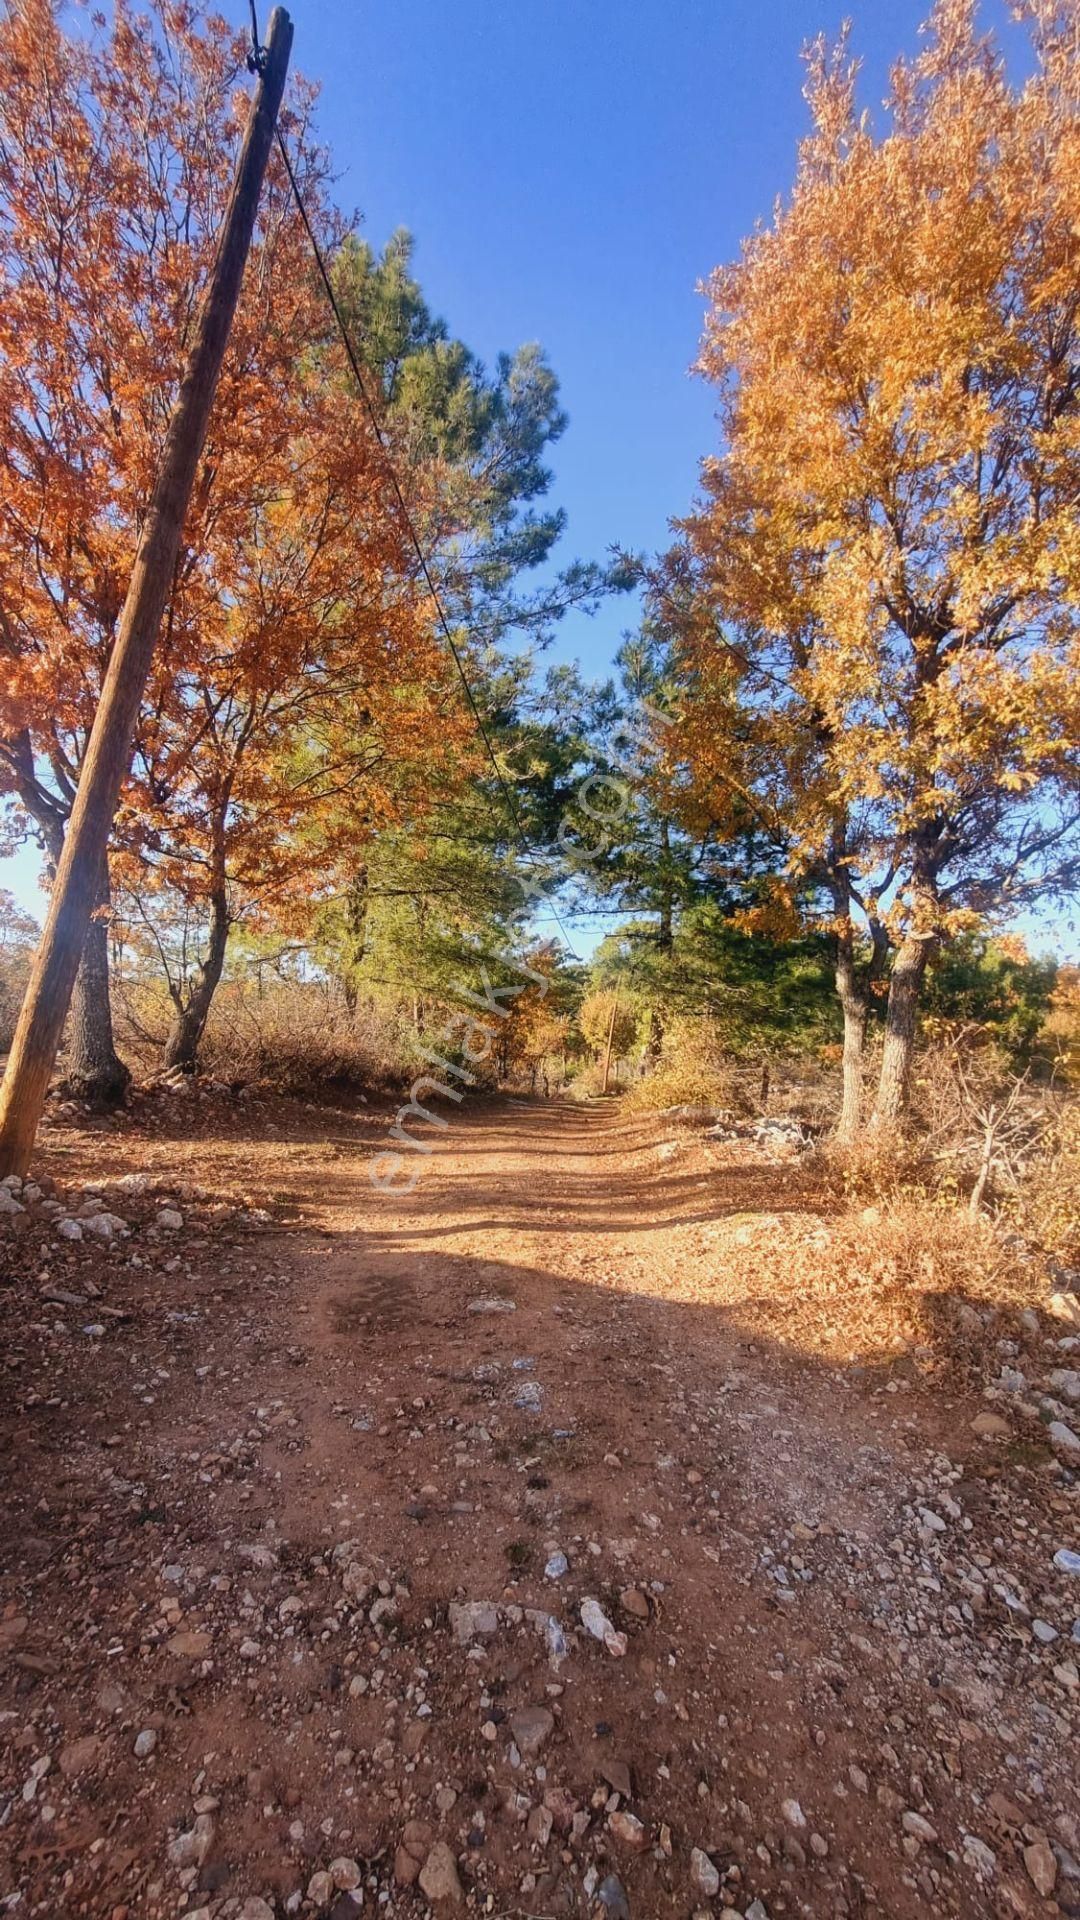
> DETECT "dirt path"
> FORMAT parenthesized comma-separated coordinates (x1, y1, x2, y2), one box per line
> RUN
(1, 1095, 1078, 1919)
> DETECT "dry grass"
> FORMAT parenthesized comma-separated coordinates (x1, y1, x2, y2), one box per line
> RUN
(697, 1182, 1038, 1371)
(114, 978, 409, 1095)
(622, 1016, 749, 1114)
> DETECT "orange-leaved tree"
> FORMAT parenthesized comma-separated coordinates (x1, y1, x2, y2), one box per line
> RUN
(668, 0, 1080, 1133)
(0, 0, 372, 1092)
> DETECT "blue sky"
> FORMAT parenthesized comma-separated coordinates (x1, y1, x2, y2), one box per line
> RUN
(5, 0, 1072, 955)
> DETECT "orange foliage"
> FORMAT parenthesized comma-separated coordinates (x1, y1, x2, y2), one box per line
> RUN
(0, 0, 469, 936)
(667, 0, 1080, 959)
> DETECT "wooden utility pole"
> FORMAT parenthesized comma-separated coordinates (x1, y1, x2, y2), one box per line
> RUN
(0, 9, 293, 1177)
(601, 991, 620, 1097)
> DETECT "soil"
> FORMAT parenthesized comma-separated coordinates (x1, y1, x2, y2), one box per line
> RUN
(1, 1089, 1078, 1920)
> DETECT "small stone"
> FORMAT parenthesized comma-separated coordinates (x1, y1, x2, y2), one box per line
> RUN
(307, 1873, 334, 1905)
(56, 1218, 83, 1241)
(971, 1411, 1011, 1439)
(593, 1875, 630, 1920)
(167, 1815, 215, 1870)
(962, 1833, 997, 1879)
(1053, 1548, 1080, 1577)
(394, 1847, 420, 1887)
(59, 1736, 101, 1778)
(509, 1706, 555, 1757)
(448, 1600, 498, 1644)
(239, 1637, 261, 1659)
(544, 1552, 569, 1581)
(329, 1859, 362, 1891)
(781, 1797, 806, 1830)
(580, 1596, 626, 1653)
(156, 1208, 184, 1232)
(418, 1840, 463, 1904)
(619, 1587, 649, 1620)
(1023, 1839, 1057, 1897)
(689, 1847, 720, 1898)
(467, 1296, 516, 1314)
(1049, 1420, 1080, 1456)
(901, 1810, 938, 1844)
(607, 1810, 647, 1851)
(1033, 1618, 1059, 1644)
(527, 1804, 554, 1846)
(239, 1903, 275, 1920)
(133, 1728, 158, 1758)
(166, 1630, 211, 1658)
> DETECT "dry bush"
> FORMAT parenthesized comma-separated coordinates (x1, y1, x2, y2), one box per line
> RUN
(810, 1198, 1038, 1360)
(1016, 1101, 1080, 1267)
(815, 1127, 935, 1206)
(114, 975, 410, 1094)
(624, 1015, 747, 1114)
(709, 1186, 1037, 1371)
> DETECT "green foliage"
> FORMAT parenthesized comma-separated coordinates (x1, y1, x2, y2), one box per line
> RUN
(922, 936, 1057, 1062)
(330, 230, 617, 643)
(593, 905, 838, 1059)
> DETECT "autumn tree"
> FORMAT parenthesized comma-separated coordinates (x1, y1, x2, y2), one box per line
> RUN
(670, 0, 1080, 1133)
(578, 988, 639, 1063)
(0, 0, 354, 1092)
(0, 1, 477, 1083)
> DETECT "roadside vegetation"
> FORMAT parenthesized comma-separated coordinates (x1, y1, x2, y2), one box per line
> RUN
(1, 0, 1078, 1300)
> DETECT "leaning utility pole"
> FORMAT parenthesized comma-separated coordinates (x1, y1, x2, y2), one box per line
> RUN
(601, 991, 620, 1097)
(0, 9, 293, 1177)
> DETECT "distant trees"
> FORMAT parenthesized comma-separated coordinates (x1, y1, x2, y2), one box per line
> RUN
(0, 890, 39, 1052)
(663, 0, 1080, 1133)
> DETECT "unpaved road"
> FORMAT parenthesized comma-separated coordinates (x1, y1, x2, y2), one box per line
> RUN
(1, 1094, 1078, 1919)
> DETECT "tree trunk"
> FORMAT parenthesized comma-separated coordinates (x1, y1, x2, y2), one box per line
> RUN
(835, 942, 868, 1143)
(163, 886, 230, 1074)
(64, 861, 130, 1105)
(871, 934, 934, 1129)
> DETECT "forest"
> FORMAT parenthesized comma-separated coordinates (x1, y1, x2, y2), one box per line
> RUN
(0, 4, 1079, 1919)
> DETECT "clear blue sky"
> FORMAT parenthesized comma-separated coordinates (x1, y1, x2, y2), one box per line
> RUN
(297, 0, 997, 680)
(7, 0, 1069, 956)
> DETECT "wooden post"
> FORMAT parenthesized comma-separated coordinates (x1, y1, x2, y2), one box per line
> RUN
(601, 991, 619, 1097)
(0, 9, 293, 1176)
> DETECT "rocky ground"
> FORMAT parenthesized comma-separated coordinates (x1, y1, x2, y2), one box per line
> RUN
(1, 1088, 1079, 1920)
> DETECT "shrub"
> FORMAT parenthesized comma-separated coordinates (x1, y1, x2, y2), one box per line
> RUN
(113, 974, 410, 1095)
(624, 1016, 745, 1114)
(1017, 1103, 1080, 1268)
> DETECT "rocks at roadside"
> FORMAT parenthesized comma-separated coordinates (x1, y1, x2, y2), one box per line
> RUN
(418, 1840, 463, 1904)
(689, 1847, 720, 1898)
(508, 1705, 554, 1758)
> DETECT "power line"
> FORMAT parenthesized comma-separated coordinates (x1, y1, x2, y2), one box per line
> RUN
(269, 130, 585, 960)
(245, 5, 584, 958)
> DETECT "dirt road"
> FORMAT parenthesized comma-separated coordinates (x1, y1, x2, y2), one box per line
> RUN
(1, 1094, 1078, 1918)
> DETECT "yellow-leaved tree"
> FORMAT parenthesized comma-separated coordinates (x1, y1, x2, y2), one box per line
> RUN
(666, 0, 1080, 1136)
